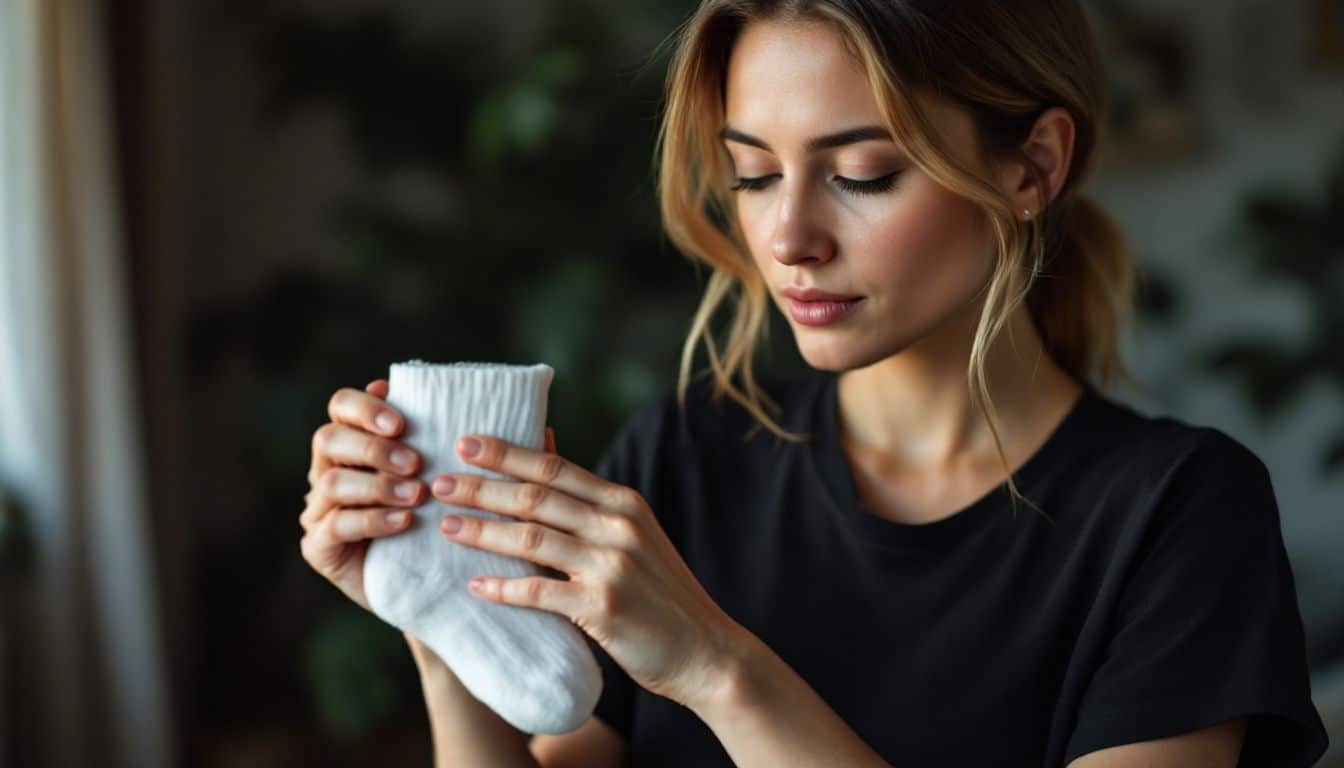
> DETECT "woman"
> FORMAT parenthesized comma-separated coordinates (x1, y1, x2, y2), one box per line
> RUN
(299, 1, 1330, 766)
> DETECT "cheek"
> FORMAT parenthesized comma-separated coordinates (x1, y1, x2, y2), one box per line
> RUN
(849, 182, 992, 295)
(736, 199, 774, 262)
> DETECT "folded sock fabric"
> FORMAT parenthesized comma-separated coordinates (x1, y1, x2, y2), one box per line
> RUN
(364, 360, 602, 735)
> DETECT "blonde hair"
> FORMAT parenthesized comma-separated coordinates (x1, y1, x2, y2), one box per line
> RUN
(651, 0, 1138, 521)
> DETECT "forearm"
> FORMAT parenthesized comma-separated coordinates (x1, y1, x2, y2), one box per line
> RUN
(691, 633, 893, 768)
(410, 638, 540, 768)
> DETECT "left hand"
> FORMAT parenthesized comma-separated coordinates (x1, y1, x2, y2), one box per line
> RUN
(429, 429, 750, 711)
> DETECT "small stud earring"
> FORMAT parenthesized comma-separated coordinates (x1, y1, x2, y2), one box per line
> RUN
(1023, 208, 1032, 220)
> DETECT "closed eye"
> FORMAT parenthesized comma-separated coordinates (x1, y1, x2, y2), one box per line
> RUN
(729, 171, 901, 197)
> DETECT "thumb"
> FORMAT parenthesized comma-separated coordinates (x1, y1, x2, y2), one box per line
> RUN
(544, 427, 556, 454)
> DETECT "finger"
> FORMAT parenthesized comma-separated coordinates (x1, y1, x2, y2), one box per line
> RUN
(299, 485, 338, 530)
(313, 421, 422, 477)
(441, 514, 592, 577)
(366, 379, 389, 399)
(544, 427, 556, 455)
(307, 438, 331, 493)
(454, 434, 620, 508)
(329, 386, 404, 437)
(318, 466, 427, 508)
(432, 473, 594, 534)
(310, 381, 396, 487)
(466, 574, 585, 620)
(326, 506, 415, 543)
(298, 508, 406, 596)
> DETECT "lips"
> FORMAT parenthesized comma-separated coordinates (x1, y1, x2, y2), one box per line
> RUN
(785, 296, 863, 326)
(780, 286, 863, 302)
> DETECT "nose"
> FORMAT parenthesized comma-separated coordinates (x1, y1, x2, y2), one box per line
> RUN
(769, 182, 834, 266)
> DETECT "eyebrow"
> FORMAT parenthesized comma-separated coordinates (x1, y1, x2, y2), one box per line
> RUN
(719, 123, 893, 153)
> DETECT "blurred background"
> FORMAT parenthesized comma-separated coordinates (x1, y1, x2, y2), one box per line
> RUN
(0, 0, 1340, 765)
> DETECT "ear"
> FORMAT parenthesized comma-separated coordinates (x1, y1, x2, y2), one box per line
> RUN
(999, 106, 1075, 221)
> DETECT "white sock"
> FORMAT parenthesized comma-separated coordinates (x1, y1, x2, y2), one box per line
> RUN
(363, 360, 602, 735)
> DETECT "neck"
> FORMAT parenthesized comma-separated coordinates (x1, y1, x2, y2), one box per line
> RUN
(836, 298, 1080, 474)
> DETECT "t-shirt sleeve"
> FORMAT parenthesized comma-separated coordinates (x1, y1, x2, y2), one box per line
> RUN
(1063, 430, 1330, 766)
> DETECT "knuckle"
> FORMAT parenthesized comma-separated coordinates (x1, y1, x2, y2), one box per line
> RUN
(520, 524, 546, 553)
(460, 475, 484, 504)
(361, 434, 382, 467)
(524, 579, 545, 604)
(312, 423, 336, 455)
(376, 476, 395, 505)
(363, 509, 381, 538)
(327, 388, 353, 422)
(603, 513, 641, 543)
(299, 532, 319, 565)
(321, 510, 348, 542)
(518, 483, 547, 512)
(459, 516, 479, 537)
(538, 454, 566, 484)
(484, 440, 506, 464)
(317, 468, 342, 497)
(609, 486, 644, 511)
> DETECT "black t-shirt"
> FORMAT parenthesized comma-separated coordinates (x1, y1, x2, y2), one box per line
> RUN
(582, 370, 1329, 767)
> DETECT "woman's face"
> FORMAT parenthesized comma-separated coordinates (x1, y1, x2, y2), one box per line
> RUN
(722, 18, 1001, 372)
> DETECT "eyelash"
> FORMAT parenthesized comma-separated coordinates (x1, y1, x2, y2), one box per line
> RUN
(729, 171, 901, 196)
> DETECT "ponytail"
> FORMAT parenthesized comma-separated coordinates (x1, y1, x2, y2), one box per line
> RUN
(1027, 193, 1139, 393)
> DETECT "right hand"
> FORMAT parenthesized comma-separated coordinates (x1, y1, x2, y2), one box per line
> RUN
(300, 378, 428, 611)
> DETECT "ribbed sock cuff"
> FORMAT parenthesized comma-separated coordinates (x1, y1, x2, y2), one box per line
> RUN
(387, 360, 553, 473)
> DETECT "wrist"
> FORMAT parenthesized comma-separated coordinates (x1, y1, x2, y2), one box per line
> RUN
(689, 623, 770, 719)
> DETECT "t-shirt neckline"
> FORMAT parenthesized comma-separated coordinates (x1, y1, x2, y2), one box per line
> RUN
(805, 371, 1096, 552)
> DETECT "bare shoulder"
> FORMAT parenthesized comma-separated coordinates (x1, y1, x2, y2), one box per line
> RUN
(530, 715, 627, 768)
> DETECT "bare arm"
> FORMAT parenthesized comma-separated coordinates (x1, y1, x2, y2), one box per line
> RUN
(1065, 717, 1246, 767)
(693, 634, 1246, 768)
(690, 634, 892, 767)
(407, 633, 542, 768)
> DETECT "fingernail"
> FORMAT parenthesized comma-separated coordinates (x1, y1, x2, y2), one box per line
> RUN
(386, 511, 408, 526)
(459, 437, 482, 457)
(434, 477, 456, 495)
(391, 449, 414, 471)
(376, 410, 399, 434)
(441, 515, 462, 534)
(395, 481, 418, 499)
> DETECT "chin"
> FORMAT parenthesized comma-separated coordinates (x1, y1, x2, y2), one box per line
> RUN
(795, 328, 911, 373)
(795, 336, 866, 373)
